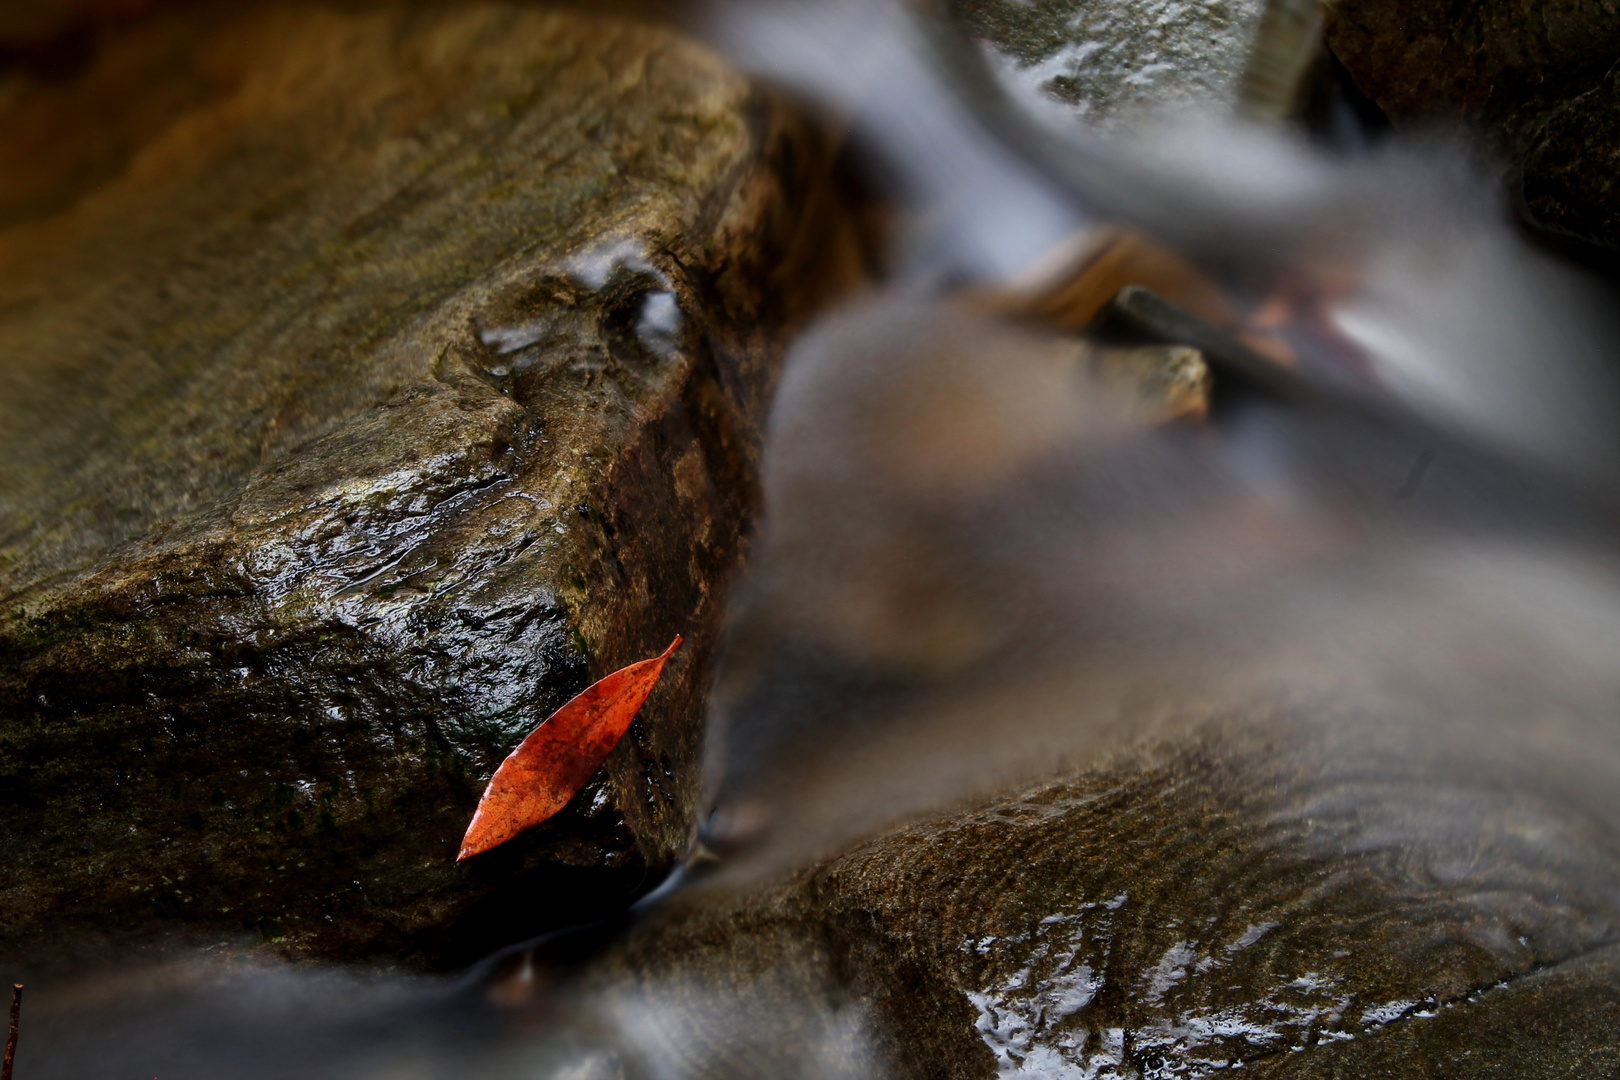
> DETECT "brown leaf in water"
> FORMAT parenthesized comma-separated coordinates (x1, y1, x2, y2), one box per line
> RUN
(457, 635, 682, 861)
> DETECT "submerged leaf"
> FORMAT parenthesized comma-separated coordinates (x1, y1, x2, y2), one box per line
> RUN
(458, 635, 682, 861)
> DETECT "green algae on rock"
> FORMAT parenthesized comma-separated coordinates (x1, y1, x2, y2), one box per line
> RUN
(0, 1, 867, 974)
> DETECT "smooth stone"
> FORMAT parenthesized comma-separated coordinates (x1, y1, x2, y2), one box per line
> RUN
(0, 0, 866, 975)
(578, 705, 1620, 1078)
(13, 691, 1620, 1078)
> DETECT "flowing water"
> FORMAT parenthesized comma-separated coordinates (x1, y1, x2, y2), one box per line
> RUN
(15, 1, 1620, 1077)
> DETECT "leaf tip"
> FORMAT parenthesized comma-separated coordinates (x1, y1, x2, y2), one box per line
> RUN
(457, 819, 489, 862)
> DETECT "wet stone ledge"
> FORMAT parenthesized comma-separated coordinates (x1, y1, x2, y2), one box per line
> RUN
(1323, 0, 1620, 250)
(587, 708, 1620, 1079)
(0, 1, 867, 975)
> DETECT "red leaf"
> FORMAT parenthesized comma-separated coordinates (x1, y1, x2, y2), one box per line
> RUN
(457, 635, 682, 861)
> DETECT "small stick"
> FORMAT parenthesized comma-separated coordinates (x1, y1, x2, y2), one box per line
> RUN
(2, 983, 19, 1080)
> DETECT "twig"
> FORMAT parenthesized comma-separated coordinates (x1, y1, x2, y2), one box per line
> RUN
(2, 983, 19, 1080)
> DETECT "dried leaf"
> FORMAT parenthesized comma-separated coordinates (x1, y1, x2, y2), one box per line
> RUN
(457, 635, 682, 861)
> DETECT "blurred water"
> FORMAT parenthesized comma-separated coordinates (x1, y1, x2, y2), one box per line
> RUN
(20, 1, 1620, 1077)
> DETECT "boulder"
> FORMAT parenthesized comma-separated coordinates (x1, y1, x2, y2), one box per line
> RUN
(947, 0, 1268, 125)
(586, 707, 1620, 1079)
(557, 295, 1620, 1079)
(1324, 0, 1620, 247)
(11, 264, 1620, 1080)
(1522, 64, 1620, 250)
(0, 0, 866, 975)
(1323, 0, 1620, 156)
(15, 703, 1620, 1077)
(955, 0, 1620, 249)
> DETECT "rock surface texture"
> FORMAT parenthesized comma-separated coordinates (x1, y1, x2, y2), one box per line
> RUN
(14, 698, 1620, 1078)
(589, 709, 1620, 1079)
(956, 0, 1620, 248)
(555, 295, 1620, 1079)
(0, 1, 864, 973)
(950, 0, 1267, 126)
(1323, 0, 1620, 248)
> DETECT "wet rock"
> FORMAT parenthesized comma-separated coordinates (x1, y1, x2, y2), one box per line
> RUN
(1324, 0, 1620, 247)
(1256, 945, 1620, 1079)
(1522, 63, 1620, 250)
(1089, 343, 1210, 421)
(588, 705, 1620, 1079)
(1324, 0, 1620, 155)
(558, 292, 1620, 1078)
(17, 698, 1620, 1080)
(948, 0, 1268, 126)
(0, 1, 867, 974)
